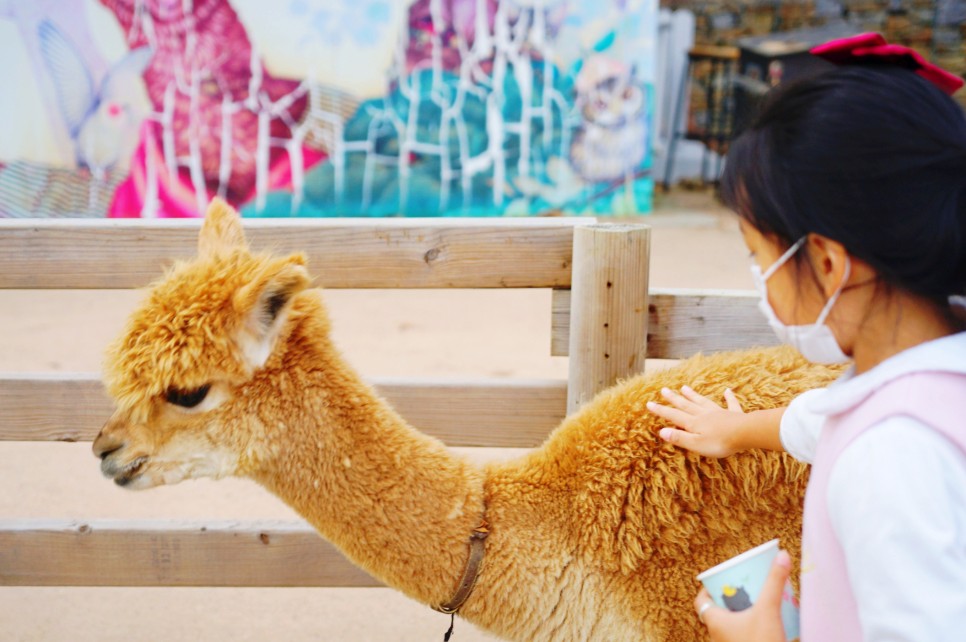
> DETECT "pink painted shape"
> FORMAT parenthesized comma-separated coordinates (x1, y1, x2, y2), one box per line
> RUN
(109, 121, 327, 218)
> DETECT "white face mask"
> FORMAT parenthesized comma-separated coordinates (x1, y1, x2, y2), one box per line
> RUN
(750, 237, 852, 364)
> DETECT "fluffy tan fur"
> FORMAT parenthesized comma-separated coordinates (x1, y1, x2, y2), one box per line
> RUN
(94, 200, 840, 641)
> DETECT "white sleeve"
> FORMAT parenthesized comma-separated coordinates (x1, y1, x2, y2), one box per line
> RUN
(779, 388, 827, 464)
(828, 418, 966, 641)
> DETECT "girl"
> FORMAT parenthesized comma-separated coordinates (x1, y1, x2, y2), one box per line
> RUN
(647, 34, 966, 641)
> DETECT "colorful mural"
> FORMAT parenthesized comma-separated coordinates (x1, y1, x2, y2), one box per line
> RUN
(0, 0, 658, 218)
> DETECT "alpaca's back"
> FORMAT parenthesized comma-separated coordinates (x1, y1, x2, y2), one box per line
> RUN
(479, 346, 840, 641)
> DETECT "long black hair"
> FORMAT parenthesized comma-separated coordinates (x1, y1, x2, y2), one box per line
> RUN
(720, 64, 966, 316)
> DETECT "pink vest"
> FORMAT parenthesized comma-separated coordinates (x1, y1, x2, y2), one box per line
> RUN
(800, 372, 966, 641)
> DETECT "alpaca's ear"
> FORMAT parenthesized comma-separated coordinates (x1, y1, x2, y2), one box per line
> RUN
(199, 198, 248, 257)
(233, 254, 310, 370)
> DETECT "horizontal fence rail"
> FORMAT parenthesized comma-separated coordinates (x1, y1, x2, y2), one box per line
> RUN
(0, 291, 775, 447)
(0, 376, 567, 448)
(552, 288, 776, 359)
(0, 519, 379, 587)
(0, 218, 588, 290)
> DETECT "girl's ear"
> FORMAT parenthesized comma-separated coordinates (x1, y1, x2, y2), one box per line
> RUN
(806, 234, 851, 298)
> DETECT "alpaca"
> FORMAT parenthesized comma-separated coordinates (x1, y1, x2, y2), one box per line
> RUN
(94, 200, 839, 641)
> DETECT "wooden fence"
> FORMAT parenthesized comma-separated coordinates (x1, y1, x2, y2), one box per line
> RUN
(0, 217, 775, 588)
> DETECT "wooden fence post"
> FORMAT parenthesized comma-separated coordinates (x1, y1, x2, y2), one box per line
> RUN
(567, 224, 651, 414)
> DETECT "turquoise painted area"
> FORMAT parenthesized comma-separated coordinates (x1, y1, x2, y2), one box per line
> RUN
(245, 66, 654, 219)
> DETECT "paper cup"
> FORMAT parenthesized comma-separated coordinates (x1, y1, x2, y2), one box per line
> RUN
(697, 539, 800, 641)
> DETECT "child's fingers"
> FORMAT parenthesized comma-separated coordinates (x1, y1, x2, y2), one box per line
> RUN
(724, 388, 744, 412)
(679, 385, 722, 410)
(659, 387, 703, 414)
(694, 588, 722, 626)
(694, 587, 713, 610)
(758, 550, 792, 611)
(646, 401, 693, 429)
(659, 426, 702, 450)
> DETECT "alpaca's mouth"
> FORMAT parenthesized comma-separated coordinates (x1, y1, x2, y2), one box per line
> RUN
(102, 455, 149, 487)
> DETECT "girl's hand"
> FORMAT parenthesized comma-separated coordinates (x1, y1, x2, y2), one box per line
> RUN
(696, 550, 792, 642)
(646, 386, 747, 458)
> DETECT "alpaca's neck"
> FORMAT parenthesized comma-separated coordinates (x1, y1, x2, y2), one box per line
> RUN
(248, 320, 486, 607)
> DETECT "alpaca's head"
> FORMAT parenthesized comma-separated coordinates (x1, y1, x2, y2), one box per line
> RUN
(93, 199, 312, 489)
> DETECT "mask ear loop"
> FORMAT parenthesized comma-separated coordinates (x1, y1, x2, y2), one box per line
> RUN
(813, 256, 852, 326)
(761, 236, 808, 282)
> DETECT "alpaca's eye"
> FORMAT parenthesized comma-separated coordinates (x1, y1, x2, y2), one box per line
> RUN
(165, 384, 211, 408)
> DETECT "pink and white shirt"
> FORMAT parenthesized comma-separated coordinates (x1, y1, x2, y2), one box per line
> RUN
(781, 332, 966, 641)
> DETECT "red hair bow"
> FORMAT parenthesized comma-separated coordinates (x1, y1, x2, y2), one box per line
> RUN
(811, 32, 964, 95)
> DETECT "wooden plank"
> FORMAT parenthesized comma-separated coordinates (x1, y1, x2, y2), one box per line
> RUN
(551, 287, 573, 356)
(377, 378, 565, 448)
(552, 288, 778, 359)
(0, 519, 379, 587)
(0, 374, 566, 448)
(566, 224, 651, 413)
(0, 218, 589, 290)
(645, 289, 778, 357)
(0, 373, 113, 443)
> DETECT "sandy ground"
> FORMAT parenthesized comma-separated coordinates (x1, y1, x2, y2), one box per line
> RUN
(0, 192, 754, 641)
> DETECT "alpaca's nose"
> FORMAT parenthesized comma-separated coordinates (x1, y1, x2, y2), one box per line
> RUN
(92, 428, 125, 460)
